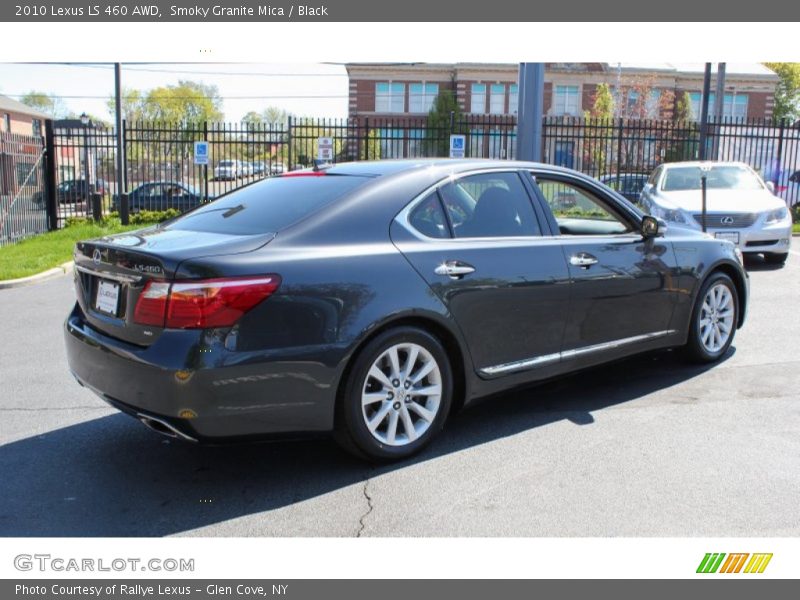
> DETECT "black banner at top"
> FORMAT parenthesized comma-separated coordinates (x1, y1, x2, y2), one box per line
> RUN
(2, 0, 799, 21)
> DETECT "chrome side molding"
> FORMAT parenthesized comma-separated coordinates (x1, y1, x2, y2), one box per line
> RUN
(479, 330, 678, 377)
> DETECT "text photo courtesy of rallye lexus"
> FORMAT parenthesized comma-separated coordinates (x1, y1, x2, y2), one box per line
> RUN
(639, 161, 793, 265)
(64, 160, 748, 461)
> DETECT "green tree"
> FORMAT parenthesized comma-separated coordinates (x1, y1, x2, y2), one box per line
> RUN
(585, 83, 615, 120)
(674, 91, 693, 121)
(582, 83, 615, 175)
(143, 80, 223, 123)
(105, 87, 145, 123)
(763, 63, 800, 121)
(19, 91, 67, 117)
(424, 89, 464, 157)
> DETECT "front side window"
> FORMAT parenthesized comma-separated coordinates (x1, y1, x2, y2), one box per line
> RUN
(376, 82, 405, 113)
(536, 177, 632, 235)
(409, 83, 439, 113)
(470, 84, 487, 114)
(553, 85, 580, 116)
(489, 84, 505, 115)
(439, 172, 540, 238)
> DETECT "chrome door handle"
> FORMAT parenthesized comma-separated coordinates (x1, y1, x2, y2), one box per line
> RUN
(435, 261, 476, 279)
(569, 253, 599, 268)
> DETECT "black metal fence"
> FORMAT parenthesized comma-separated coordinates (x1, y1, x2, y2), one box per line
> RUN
(0, 131, 48, 247)
(3, 115, 798, 239)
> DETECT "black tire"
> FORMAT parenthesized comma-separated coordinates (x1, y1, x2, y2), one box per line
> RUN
(335, 326, 453, 462)
(683, 272, 739, 363)
(764, 252, 788, 265)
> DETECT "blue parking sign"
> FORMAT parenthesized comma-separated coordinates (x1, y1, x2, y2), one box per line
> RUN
(449, 134, 466, 158)
(194, 141, 209, 165)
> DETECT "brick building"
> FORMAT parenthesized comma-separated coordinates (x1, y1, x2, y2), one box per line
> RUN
(345, 62, 779, 121)
(0, 94, 49, 137)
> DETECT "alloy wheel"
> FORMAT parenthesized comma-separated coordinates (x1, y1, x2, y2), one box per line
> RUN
(699, 283, 735, 353)
(361, 343, 442, 447)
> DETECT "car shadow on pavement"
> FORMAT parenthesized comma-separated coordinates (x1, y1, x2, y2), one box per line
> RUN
(0, 348, 733, 537)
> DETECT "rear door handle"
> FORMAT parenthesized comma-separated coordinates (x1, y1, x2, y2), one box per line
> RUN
(569, 253, 599, 268)
(435, 260, 476, 279)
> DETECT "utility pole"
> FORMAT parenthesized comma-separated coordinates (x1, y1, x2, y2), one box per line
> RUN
(114, 63, 128, 225)
(516, 63, 545, 162)
(698, 63, 713, 160)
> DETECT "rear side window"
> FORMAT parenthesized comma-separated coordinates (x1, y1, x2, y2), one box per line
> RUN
(409, 192, 449, 239)
(166, 175, 370, 235)
(440, 172, 541, 238)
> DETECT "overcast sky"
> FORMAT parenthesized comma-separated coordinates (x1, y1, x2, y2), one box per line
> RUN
(0, 62, 349, 121)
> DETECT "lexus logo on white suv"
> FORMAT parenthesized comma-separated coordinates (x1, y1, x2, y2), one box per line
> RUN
(721, 216, 735, 225)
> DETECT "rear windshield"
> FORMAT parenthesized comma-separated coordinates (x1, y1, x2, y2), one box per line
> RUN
(166, 175, 371, 235)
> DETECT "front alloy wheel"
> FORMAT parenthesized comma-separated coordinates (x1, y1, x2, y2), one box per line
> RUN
(685, 272, 739, 363)
(337, 327, 453, 461)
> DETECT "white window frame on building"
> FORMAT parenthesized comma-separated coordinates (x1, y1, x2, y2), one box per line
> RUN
(375, 82, 406, 113)
(32, 119, 42, 137)
(489, 84, 506, 115)
(553, 85, 581, 117)
(408, 83, 439, 114)
(688, 92, 748, 120)
(2, 113, 10, 133)
(509, 84, 519, 115)
(470, 83, 487, 114)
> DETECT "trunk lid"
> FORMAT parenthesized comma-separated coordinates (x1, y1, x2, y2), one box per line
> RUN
(73, 225, 275, 346)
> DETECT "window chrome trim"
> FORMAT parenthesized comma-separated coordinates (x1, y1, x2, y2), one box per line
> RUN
(479, 329, 678, 377)
(395, 167, 544, 242)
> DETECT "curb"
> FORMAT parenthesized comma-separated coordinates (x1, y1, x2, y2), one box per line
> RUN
(0, 261, 73, 290)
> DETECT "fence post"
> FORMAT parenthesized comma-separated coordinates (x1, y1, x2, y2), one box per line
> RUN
(775, 118, 785, 190)
(119, 119, 129, 225)
(287, 115, 293, 169)
(616, 118, 624, 175)
(203, 121, 209, 202)
(43, 119, 58, 231)
(365, 117, 370, 160)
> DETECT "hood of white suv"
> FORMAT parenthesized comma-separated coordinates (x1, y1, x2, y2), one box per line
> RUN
(654, 188, 784, 213)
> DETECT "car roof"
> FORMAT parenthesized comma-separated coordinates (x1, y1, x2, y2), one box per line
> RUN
(320, 158, 581, 178)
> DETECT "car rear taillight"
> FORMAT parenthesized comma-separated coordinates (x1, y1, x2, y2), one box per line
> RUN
(133, 275, 281, 329)
(133, 281, 171, 327)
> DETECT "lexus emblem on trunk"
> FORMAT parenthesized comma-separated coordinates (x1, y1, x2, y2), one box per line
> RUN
(721, 216, 735, 225)
(92, 249, 102, 265)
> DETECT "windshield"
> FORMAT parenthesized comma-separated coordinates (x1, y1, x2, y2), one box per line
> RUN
(166, 174, 371, 235)
(661, 165, 764, 192)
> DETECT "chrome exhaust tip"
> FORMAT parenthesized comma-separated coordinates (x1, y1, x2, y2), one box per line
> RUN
(137, 414, 198, 443)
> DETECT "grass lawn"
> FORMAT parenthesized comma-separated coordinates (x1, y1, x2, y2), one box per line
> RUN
(0, 222, 149, 281)
(794, 222, 800, 234)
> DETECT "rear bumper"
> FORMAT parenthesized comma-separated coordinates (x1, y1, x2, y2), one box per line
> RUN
(64, 304, 340, 442)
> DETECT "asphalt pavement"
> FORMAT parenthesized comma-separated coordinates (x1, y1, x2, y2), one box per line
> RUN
(1, 252, 798, 537)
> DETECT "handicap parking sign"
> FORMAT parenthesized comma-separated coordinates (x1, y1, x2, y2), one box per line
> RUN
(194, 141, 209, 165)
(449, 134, 466, 158)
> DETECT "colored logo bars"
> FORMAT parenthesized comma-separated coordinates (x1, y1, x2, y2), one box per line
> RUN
(696, 553, 773, 574)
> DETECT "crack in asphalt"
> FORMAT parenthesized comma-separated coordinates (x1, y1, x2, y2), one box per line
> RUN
(356, 471, 375, 538)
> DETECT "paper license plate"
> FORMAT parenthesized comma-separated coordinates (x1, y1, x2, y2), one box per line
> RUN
(714, 231, 740, 244)
(95, 279, 120, 315)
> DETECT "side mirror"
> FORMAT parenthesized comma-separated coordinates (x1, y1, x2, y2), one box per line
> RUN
(641, 215, 661, 239)
(765, 181, 776, 194)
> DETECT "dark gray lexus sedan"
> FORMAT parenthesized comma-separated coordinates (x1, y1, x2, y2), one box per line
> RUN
(65, 160, 748, 461)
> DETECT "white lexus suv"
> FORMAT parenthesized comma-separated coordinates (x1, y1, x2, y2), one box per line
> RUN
(640, 161, 792, 265)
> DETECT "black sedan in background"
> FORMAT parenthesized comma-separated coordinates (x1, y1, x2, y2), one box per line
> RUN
(65, 160, 748, 461)
(112, 181, 204, 214)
